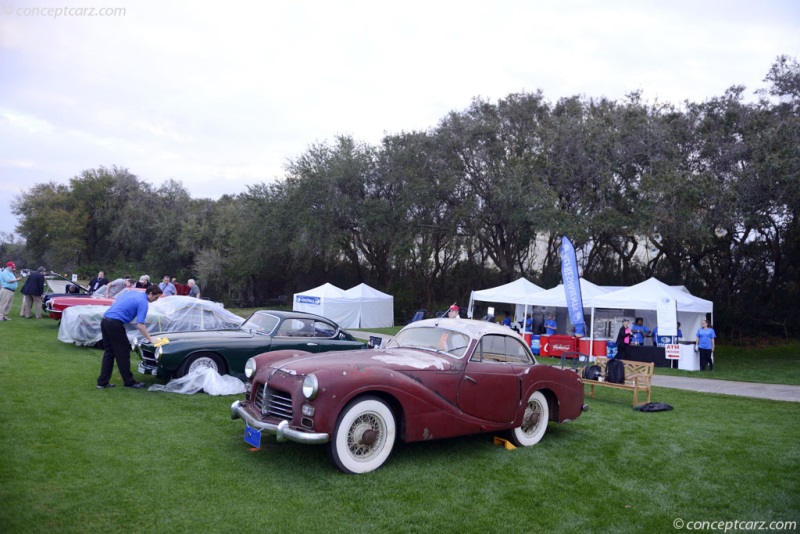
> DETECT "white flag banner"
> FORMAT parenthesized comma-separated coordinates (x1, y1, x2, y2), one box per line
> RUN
(656, 297, 677, 336)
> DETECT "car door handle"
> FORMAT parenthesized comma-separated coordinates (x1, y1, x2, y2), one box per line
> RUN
(464, 375, 478, 384)
(306, 342, 319, 347)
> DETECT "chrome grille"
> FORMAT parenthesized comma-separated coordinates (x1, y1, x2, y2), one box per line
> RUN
(138, 346, 157, 364)
(254, 385, 293, 421)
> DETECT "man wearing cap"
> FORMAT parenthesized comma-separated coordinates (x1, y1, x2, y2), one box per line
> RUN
(97, 285, 163, 389)
(447, 304, 460, 318)
(0, 262, 23, 321)
(20, 266, 46, 319)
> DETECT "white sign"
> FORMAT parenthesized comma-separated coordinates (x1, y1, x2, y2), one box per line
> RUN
(72, 274, 78, 282)
(656, 297, 677, 336)
(665, 344, 681, 360)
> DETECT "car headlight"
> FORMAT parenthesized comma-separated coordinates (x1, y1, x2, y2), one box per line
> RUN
(244, 358, 257, 379)
(155, 346, 162, 360)
(302, 374, 318, 400)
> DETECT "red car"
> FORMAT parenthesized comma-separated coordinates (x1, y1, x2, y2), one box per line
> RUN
(231, 317, 588, 474)
(46, 286, 147, 320)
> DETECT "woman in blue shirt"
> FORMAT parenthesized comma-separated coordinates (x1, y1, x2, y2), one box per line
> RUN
(695, 320, 716, 371)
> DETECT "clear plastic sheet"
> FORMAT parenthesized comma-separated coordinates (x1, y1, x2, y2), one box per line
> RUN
(57, 296, 244, 346)
(147, 367, 246, 395)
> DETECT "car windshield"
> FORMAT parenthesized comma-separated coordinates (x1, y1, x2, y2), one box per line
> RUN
(242, 312, 280, 335)
(387, 326, 470, 358)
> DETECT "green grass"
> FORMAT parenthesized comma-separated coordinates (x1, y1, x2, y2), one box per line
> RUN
(1, 296, 799, 533)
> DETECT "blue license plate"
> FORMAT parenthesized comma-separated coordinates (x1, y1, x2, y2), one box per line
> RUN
(244, 423, 261, 449)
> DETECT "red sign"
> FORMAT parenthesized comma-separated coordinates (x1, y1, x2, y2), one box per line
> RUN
(665, 344, 681, 360)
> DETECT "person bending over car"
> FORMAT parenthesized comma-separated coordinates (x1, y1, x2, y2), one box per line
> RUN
(96, 285, 163, 389)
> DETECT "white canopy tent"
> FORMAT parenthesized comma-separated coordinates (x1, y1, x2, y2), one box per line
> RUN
(292, 283, 355, 326)
(589, 277, 713, 344)
(342, 283, 394, 328)
(293, 282, 395, 329)
(467, 278, 545, 320)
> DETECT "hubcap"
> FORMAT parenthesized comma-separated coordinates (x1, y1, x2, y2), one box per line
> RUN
(347, 413, 385, 459)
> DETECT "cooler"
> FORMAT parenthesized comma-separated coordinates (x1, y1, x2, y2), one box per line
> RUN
(523, 332, 532, 346)
(606, 341, 618, 358)
(530, 335, 540, 355)
(578, 338, 608, 357)
(539, 335, 550, 356)
(546, 335, 577, 357)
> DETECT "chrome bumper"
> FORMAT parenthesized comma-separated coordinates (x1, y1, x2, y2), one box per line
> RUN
(230, 400, 330, 445)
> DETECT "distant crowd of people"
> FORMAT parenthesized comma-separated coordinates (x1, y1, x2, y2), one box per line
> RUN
(0, 263, 204, 322)
(88, 271, 202, 299)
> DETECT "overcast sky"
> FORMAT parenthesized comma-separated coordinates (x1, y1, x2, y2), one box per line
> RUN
(1, 0, 798, 239)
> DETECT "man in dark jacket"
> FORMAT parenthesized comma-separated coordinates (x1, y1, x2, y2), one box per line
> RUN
(88, 271, 110, 293)
(21, 266, 46, 319)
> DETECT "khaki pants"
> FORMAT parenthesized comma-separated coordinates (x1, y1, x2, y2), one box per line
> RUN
(21, 294, 43, 319)
(0, 288, 14, 320)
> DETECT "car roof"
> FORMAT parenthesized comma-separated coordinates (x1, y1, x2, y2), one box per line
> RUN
(249, 309, 337, 323)
(404, 318, 517, 338)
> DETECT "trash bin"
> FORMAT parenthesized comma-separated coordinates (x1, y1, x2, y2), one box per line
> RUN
(531, 335, 540, 355)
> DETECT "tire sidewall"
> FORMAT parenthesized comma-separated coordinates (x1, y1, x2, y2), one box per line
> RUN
(330, 396, 396, 474)
(511, 390, 549, 447)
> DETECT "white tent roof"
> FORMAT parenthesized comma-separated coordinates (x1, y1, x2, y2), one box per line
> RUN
(591, 277, 713, 313)
(470, 277, 544, 304)
(520, 278, 613, 308)
(344, 283, 392, 301)
(468, 277, 545, 319)
(295, 282, 346, 299)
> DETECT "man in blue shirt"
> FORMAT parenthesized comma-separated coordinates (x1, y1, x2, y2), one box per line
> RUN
(96, 285, 163, 389)
(631, 318, 650, 345)
(544, 314, 557, 336)
(0, 261, 22, 321)
(500, 311, 512, 327)
(159, 275, 177, 297)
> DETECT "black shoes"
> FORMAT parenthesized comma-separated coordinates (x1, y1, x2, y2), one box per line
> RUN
(125, 381, 147, 389)
(96, 383, 116, 389)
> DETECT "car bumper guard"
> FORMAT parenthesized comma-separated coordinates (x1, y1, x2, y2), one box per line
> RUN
(230, 400, 330, 445)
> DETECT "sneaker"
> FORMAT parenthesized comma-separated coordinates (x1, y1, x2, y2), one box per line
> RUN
(96, 383, 116, 389)
(125, 381, 147, 389)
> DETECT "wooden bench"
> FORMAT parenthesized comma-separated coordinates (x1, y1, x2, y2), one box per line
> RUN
(580, 356, 654, 406)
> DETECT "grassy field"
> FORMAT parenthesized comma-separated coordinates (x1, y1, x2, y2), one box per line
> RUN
(1, 298, 799, 533)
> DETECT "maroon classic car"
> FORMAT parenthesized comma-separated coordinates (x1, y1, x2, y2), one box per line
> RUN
(231, 317, 588, 474)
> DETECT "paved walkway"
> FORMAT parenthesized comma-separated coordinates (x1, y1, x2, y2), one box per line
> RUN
(651, 375, 800, 402)
(350, 330, 800, 403)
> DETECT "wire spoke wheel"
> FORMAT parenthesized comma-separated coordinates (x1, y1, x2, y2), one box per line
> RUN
(509, 391, 549, 447)
(329, 397, 396, 474)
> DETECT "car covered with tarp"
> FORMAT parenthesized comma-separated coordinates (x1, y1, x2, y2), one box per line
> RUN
(57, 296, 245, 347)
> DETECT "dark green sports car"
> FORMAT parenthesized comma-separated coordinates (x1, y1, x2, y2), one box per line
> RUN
(136, 310, 367, 379)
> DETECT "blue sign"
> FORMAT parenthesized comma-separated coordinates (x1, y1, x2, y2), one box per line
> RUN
(560, 236, 585, 334)
(295, 295, 320, 305)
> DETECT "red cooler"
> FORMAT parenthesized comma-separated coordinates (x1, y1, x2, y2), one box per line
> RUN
(539, 335, 551, 357)
(578, 338, 608, 357)
(523, 332, 532, 346)
(547, 335, 577, 357)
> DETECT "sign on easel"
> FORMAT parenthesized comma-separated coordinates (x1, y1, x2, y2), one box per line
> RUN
(665, 344, 680, 360)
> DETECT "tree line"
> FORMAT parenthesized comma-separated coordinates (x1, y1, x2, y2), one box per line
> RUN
(7, 56, 799, 339)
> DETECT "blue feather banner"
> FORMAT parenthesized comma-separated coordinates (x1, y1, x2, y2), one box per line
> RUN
(560, 236, 585, 336)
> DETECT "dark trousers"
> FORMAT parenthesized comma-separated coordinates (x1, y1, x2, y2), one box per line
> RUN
(98, 318, 136, 386)
(699, 348, 714, 370)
